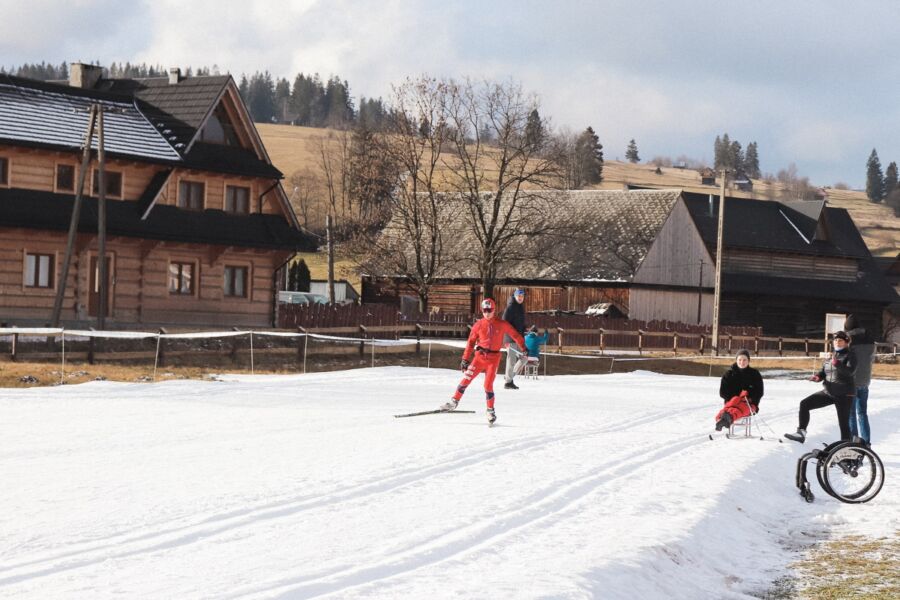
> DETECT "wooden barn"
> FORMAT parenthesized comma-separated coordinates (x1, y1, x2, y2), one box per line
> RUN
(0, 64, 315, 328)
(630, 192, 898, 337)
(362, 189, 680, 315)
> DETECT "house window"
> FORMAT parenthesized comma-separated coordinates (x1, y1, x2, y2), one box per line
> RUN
(0, 157, 8, 185)
(178, 180, 205, 210)
(56, 164, 75, 192)
(92, 169, 123, 198)
(168, 261, 195, 295)
(225, 185, 250, 214)
(224, 266, 248, 297)
(25, 253, 54, 288)
(200, 105, 239, 145)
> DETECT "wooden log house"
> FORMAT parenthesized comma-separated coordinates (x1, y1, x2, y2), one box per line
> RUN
(363, 190, 679, 315)
(0, 64, 316, 328)
(630, 192, 898, 337)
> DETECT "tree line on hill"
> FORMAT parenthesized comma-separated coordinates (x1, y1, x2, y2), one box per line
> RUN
(2, 61, 382, 129)
(865, 149, 900, 215)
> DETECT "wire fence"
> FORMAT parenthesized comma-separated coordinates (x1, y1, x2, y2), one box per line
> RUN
(1, 326, 896, 386)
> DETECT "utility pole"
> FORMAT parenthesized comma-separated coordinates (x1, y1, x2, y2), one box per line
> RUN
(51, 105, 98, 327)
(711, 170, 727, 354)
(97, 109, 108, 329)
(696, 259, 704, 324)
(326, 214, 335, 305)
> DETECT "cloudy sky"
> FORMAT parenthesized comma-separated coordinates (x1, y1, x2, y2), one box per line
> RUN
(3, 0, 899, 188)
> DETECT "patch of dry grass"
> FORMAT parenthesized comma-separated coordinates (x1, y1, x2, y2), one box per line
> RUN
(789, 534, 900, 600)
(0, 360, 275, 389)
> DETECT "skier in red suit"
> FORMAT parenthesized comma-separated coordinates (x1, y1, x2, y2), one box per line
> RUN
(441, 298, 526, 425)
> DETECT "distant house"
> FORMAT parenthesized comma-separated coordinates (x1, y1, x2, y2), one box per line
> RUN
(732, 172, 753, 192)
(0, 64, 315, 328)
(363, 190, 680, 315)
(699, 168, 717, 186)
(630, 193, 898, 337)
(309, 279, 359, 303)
(874, 253, 900, 344)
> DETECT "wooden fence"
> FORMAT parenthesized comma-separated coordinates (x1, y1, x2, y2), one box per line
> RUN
(275, 303, 900, 357)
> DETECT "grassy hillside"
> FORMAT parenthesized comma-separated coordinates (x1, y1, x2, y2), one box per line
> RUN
(259, 124, 899, 258)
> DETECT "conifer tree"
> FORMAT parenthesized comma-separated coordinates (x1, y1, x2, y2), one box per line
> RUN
(274, 78, 291, 122)
(883, 161, 898, 199)
(744, 142, 761, 178)
(576, 126, 604, 185)
(866, 149, 884, 203)
(729, 140, 743, 173)
(525, 109, 545, 148)
(625, 139, 640, 163)
(296, 259, 311, 292)
(713, 135, 723, 169)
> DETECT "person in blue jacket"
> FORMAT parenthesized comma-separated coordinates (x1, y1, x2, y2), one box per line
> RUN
(524, 325, 550, 360)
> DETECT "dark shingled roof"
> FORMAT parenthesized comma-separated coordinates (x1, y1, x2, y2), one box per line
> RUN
(98, 75, 231, 148)
(137, 169, 172, 214)
(0, 187, 316, 251)
(681, 192, 871, 259)
(723, 272, 898, 304)
(183, 142, 281, 179)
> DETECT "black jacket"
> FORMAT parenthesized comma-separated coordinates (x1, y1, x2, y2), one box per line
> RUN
(719, 364, 764, 406)
(845, 315, 875, 387)
(817, 347, 856, 399)
(502, 296, 526, 336)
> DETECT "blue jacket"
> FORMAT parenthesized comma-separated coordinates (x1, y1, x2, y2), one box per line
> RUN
(524, 331, 549, 358)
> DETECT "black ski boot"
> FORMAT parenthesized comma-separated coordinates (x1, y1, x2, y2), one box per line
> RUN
(487, 407, 497, 426)
(504, 381, 518, 390)
(784, 428, 806, 443)
(715, 413, 734, 432)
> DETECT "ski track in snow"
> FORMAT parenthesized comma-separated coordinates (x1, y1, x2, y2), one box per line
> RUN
(0, 406, 686, 586)
(0, 367, 897, 599)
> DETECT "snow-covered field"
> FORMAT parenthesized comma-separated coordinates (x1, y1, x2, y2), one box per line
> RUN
(1, 367, 897, 599)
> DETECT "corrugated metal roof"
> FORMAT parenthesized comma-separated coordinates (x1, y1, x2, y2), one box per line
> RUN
(0, 77, 181, 162)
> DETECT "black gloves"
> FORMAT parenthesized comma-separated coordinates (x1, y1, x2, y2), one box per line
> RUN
(460, 359, 470, 372)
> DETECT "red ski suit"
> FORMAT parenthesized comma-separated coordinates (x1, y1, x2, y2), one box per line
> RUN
(453, 317, 526, 407)
(715, 392, 757, 424)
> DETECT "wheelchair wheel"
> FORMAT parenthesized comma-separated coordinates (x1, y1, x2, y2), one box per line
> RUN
(816, 441, 884, 504)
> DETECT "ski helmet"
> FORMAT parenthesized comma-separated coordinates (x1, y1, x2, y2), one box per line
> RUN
(481, 298, 496, 313)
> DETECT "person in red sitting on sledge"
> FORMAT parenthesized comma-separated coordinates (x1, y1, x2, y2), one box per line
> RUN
(715, 349, 764, 431)
(441, 298, 526, 426)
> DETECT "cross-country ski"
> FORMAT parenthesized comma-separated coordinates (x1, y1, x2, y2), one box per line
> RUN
(394, 409, 477, 418)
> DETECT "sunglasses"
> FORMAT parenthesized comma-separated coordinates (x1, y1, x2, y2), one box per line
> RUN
(482, 307, 494, 313)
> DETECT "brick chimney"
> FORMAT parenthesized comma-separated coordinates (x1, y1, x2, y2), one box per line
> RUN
(168, 67, 182, 85)
(69, 63, 103, 89)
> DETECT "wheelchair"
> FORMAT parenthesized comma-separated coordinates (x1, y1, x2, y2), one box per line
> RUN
(796, 439, 884, 504)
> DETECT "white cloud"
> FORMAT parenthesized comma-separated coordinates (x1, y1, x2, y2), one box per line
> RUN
(2, 0, 899, 186)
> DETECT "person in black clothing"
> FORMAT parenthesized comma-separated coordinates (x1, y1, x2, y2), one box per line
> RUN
(502, 288, 527, 389)
(785, 330, 856, 443)
(714, 349, 764, 431)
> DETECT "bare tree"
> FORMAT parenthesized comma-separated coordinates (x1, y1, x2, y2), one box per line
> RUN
(351, 77, 454, 312)
(289, 168, 323, 230)
(316, 129, 353, 225)
(776, 163, 818, 201)
(442, 79, 562, 298)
